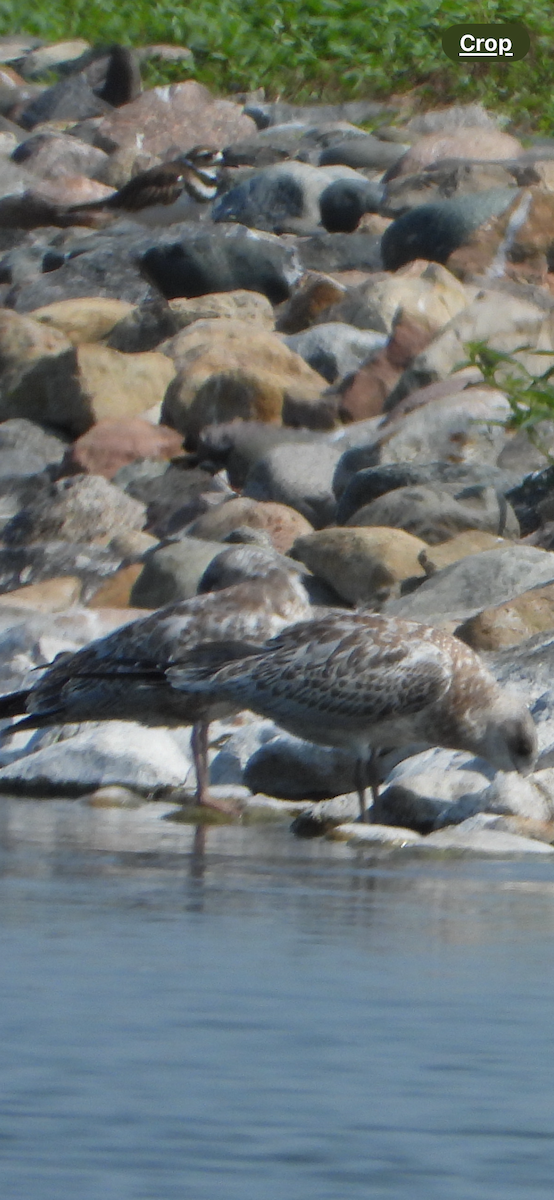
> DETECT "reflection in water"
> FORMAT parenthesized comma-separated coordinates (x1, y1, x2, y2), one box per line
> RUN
(188, 823, 207, 910)
(0, 798, 554, 1199)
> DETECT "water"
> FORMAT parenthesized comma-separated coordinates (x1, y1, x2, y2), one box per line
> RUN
(1, 799, 554, 1199)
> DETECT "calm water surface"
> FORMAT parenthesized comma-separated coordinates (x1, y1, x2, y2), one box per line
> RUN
(0, 798, 554, 1199)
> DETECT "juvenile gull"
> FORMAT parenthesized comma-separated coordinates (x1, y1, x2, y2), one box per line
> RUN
(0, 568, 313, 811)
(168, 612, 537, 820)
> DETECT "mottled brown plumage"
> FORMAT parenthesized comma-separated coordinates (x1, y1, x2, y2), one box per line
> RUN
(68, 146, 223, 216)
(169, 612, 538, 819)
(0, 570, 313, 810)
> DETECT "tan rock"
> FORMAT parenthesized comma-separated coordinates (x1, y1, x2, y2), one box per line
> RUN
(457, 582, 554, 650)
(187, 497, 313, 553)
(359, 261, 470, 335)
(357, 213, 393, 236)
(275, 272, 348, 334)
(95, 80, 255, 158)
(69, 418, 183, 478)
(419, 531, 513, 575)
(0, 307, 70, 369)
(88, 564, 144, 608)
(108, 530, 159, 559)
(290, 526, 427, 604)
(0, 312, 176, 436)
(391, 128, 523, 177)
(161, 317, 275, 365)
(168, 290, 274, 331)
(394, 291, 554, 401)
(30, 298, 135, 345)
(74, 346, 176, 433)
(161, 326, 331, 445)
(534, 161, 554, 192)
(0, 576, 82, 612)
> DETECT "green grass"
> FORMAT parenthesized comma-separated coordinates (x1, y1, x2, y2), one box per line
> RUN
(2, 0, 554, 129)
(463, 341, 554, 460)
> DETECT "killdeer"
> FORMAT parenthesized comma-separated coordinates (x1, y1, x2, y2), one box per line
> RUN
(68, 145, 223, 226)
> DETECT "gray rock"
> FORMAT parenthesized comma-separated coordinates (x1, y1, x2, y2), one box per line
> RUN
(385, 545, 554, 625)
(319, 134, 406, 171)
(0, 542, 124, 603)
(12, 230, 155, 310)
(3, 474, 146, 547)
(244, 100, 393, 130)
(380, 160, 527, 220)
(243, 441, 341, 528)
(0, 721, 192, 796)
(380, 745, 495, 830)
(293, 231, 382, 274)
(347, 483, 519, 544)
(405, 103, 504, 136)
(381, 189, 516, 271)
(18, 73, 112, 130)
(118, 462, 230, 539)
(335, 459, 519, 519)
(319, 177, 384, 232)
(0, 605, 135, 693)
(283, 323, 386, 383)
(505, 465, 554, 536)
(291, 792, 365, 836)
(213, 161, 365, 233)
(196, 422, 327, 490)
(197, 545, 302, 592)
(130, 537, 226, 607)
(0, 418, 68, 477)
(141, 223, 302, 305)
(11, 131, 109, 180)
(436, 770, 554, 828)
(243, 735, 364, 800)
(107, 297, 179, 352)
(209, 717, 279, 785)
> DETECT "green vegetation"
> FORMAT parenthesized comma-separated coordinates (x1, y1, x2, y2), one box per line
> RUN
(1, 1, 553, 129)
(464, 341, 554, 459)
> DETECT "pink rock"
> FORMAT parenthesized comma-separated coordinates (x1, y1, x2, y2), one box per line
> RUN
(33, 175, 115, 206)
(339, 313, 436, 422)
(69, 418, 184, 479)
(389, 128, 523, 179)
(95, 80, 255, 157)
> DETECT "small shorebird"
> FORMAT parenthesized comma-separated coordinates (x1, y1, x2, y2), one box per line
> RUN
(168, 612, 538, 820)
(68, 145, 223, 226)
(0, 568, 313, 812)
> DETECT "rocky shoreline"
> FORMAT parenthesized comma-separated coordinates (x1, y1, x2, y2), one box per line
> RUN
(1, 36, 554, 855)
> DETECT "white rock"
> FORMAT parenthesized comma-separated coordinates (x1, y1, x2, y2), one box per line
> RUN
(332, 822, 423, 846)
(0, 721, 192, 795)
(380, 388, 511, 467)
(421, 816, 554, 855)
